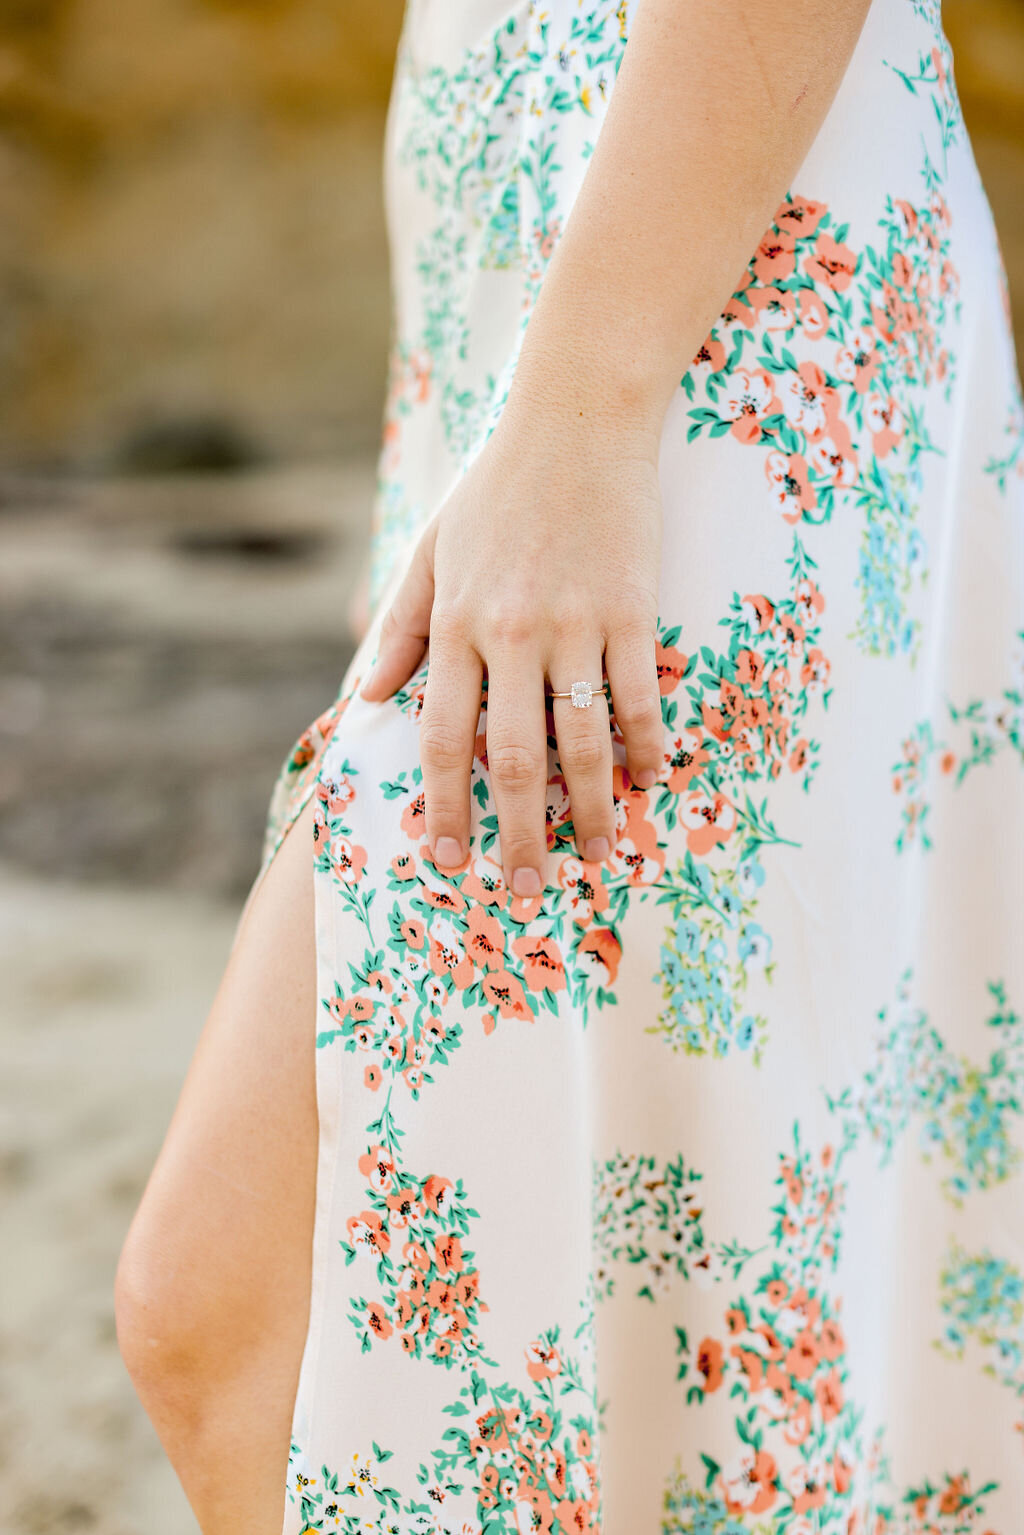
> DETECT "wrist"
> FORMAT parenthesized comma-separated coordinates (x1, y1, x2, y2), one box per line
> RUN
(499, 334, 669, 464)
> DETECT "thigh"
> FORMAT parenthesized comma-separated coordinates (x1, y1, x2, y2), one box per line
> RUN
(121, 796, 320, 1523)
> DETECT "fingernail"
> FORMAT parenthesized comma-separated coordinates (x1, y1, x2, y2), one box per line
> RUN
(359, 664, 377, 697)
(511, 866, 541, 897)
(435, 837, 464, 870)
(634, 769, 657, 789)
(583, 837, 610, 863)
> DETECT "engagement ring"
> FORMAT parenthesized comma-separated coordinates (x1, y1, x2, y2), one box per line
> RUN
(549, 680, 607, 709)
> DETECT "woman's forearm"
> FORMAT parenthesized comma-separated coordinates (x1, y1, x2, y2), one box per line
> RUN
(502, 0, 874, 445)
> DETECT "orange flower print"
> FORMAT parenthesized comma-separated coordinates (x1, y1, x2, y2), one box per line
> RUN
(786, 1327, 821, 1381)
(691, 335, 727, 379)
(808, 419, 858, 487)
(358, 1144, 395, 1192)
(463, 903, 506, 970)
(385, 1185, 421, 1229)
(524, 1338, 562, 1381)
(400, 790, 426, 839)
(775, 193, 826, 239)
(750, 284, 797, 333)
(753, 223, 797, 283)
(836, 326, 880, 392)
(608, 831, 665, 885)
(663, 728, 710, 792)
(428, 915, 474, 989)
(819, 1317, 846, 1365)
(722, 368, 780, 444)
(800, 647, 831, 692)
(939, 1475, 969, 1515)
(696, 1336, 724, 1392)
(765, 450, 817, 523)
(419, 866, 467, 913)
(741, 592, 776, 631)
(511, 935, 567, 993)
(833, 1443, 854, 1494)
(788, 1460, 828, 1514)
(346, 1209, 390, 1256)
(421, 1173, 454, 1215)
(391, 851, 417, 881)
(544, 775, 573, 848)
(315, 772, 356, 818)
(815, 1366, 844, 1420)
(655, 639, 689, 695)
(516, 1487, 555, 1534)
(460, 854, 508, 906)
(509, 888, 546, 924)
(721, 291, 755, 335)
(326, 835, 367, 885)
(482, 969, 533, 1021)
(400, 917, 425, 948)
(804, 231, 858, 290)
(433, 1231, 464, 1274)
(721, 1447, 778, 1515)
(866, 391, 904, 457)
(797, 287, 829, 339)
(576, 926, 622, 985)
(793, 576, 825, 621)
(680, 790, 737, 855)
(556, 856, 610, 925)
(780, 360, 830, 436)
(365, 1301, 393, 1341)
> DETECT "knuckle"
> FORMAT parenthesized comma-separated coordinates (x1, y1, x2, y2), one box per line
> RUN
(431, 599, 469, 643)
(614, 696, 663, 735)
(489, 740, 543, 787)
(425, 798, 466, 830)
(549, 597, 590, 644)
(610, 585, 659, 631)
(486, 599, 535, 647)
(499, 828, 543, 863)
(419, 720, 468, 768)
(560, 731, 606, 774)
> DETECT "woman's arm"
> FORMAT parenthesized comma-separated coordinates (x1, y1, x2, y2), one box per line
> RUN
(504, 0, 873, 441)
(361, 0, 873, 894)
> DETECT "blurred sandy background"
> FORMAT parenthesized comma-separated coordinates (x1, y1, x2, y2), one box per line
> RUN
(1, 2, 1022, 1531)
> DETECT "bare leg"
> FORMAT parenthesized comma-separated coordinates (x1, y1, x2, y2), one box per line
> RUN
(115, 796, 320, 1535)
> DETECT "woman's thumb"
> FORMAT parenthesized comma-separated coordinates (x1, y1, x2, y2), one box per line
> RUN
(358, 523, 437, 701)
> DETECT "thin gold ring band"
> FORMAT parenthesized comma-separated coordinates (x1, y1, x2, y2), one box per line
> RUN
(548, 680, 608, 709)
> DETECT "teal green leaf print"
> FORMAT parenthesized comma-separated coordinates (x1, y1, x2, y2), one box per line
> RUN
(938, 1245, 1024, 1444)
(827, 976, 1024, 1203)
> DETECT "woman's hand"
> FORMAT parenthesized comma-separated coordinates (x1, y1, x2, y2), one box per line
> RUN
(359, 409, 665, 895)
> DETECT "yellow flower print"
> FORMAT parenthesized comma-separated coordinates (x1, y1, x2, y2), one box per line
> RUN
(347, 1451, 380, 1496)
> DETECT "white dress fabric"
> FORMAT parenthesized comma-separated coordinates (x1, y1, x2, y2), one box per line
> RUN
(261, 2, 1024, 1530)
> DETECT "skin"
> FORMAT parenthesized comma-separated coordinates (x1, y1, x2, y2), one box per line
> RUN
(360, 0, 874, 897)
(116, 5, 874, 1531)
(115, 798, 319, 1534)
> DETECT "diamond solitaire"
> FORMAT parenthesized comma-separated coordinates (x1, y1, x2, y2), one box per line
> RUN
(549, 680, 607, 706)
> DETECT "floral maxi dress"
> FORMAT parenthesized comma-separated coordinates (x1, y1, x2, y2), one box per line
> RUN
(261, 3, 1024, 1531)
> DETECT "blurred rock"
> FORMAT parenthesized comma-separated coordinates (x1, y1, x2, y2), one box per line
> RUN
(113, 415, 265, 474)
(0, 864, 238, 1535)
(0, 462, 371, 896)
(0, 0, 404, 471)
(945, 0, 1024, 345)
(0, 0, 1021, 473)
